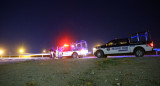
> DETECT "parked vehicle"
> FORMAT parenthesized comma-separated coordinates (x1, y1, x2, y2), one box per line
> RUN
(93, 31, 153, 58)
(52, 40, 88, 58)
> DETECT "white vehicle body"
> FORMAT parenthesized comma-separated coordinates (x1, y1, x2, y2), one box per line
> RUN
(93, 44, 153, 55)
(62, 50, 88, 57)
(61, 50, 88, 58)
(93, 31, 153, 57)
(54, 40, 88, 58)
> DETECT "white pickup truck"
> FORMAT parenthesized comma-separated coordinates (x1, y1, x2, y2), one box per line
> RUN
(93, 31, 153, 58)
(53, 40, 88, 58)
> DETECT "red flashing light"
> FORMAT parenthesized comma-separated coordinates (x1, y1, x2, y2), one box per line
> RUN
(64, 44, 69, 47)
(149, 42, 153, 47)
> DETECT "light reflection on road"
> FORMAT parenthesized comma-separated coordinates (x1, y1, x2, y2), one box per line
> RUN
(0, 55, 160, 64)
(82, 55, 160, 59)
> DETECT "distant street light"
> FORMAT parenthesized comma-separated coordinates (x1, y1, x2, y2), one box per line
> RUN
(19, 49, 24, 53)
(42, 49, 46, 58)
(0, 50, 3, 58)
(0, 50, 3, 54)
(19, 48, 24, 58)
(43, 49, 46, 53)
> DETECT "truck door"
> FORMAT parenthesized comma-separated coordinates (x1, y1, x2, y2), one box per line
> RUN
(62, 46, 73, 56)
(104, 40, 120, 54)
(117, 39, 130, 53)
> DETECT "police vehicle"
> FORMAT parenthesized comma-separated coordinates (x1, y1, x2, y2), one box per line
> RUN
(53, 40, 88, 58)
(93, 31, 153, 58)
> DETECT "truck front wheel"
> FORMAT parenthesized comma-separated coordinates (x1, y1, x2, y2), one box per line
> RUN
(72, 53, 78, 58)
(134, 48, 145, 57)
(96, 51, 104, 58)
(79, 55, 83, 58)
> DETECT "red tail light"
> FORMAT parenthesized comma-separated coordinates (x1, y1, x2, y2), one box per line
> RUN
(149, 42, 153, 47)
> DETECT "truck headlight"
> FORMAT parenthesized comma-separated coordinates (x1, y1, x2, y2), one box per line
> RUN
(93, 48, 97, 51)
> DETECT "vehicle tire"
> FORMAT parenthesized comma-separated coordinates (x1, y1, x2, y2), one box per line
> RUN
(134, 48, 145, 57)
(79, 56, 83, 58)
(96, 51, 104, 58)
(104, 55, 108, 58)
(72, 53, 78, 58)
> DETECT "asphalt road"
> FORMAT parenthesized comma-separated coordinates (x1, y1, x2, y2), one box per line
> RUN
(0, 55, 160, 65)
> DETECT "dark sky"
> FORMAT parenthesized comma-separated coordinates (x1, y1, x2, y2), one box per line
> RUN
(0, 0, 160, 54)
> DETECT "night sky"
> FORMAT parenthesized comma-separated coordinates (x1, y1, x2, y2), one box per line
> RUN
(0, 0, 160, 55)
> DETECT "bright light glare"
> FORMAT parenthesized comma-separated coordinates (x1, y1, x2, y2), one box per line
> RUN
(0, 50, 3, 54)
(71, 45, 74, 47)
(149, 43, 154, 47)
(43, 50, 46, 53)
(19, 49, 24, 53)
(21, 55, 31, 58)
(93, 48, 96, 50)
(64, 44, 69, 47)
(97, 44, 101, 46)
(80, 49, 88, 55)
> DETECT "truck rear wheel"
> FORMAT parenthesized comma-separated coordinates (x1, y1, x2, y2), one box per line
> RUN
(134, 48, 144, 57)
(72, 53, 78, 58)
(96, 51, 104, 58)
(79, 55, 83, 58)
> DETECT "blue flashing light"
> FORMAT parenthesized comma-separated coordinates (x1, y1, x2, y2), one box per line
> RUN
(131, 36, 137, 39)
(153, 48, 160, 51)
(140, 35, 145, 37)
(145, 32, 148, 41)
(137, 33, 139, 42)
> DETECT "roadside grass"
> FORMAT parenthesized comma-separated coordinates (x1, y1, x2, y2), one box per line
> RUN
(0, 57, 160, 86)
(0, 59, 97, 86)
(67, 57, 160, 86)
(96, 59, 120, 68)
(24, 80, 36, 86)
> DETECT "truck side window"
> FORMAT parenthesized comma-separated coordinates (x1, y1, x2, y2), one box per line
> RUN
(77, 44, 81, 47)
(119, 41, 127, 44)
(108, 42, 113, 46)
(117, 39, 129, 45)
(108, 41, 117, 46)
(130, 35, 138, 43)
(82, 43, 86, 48)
